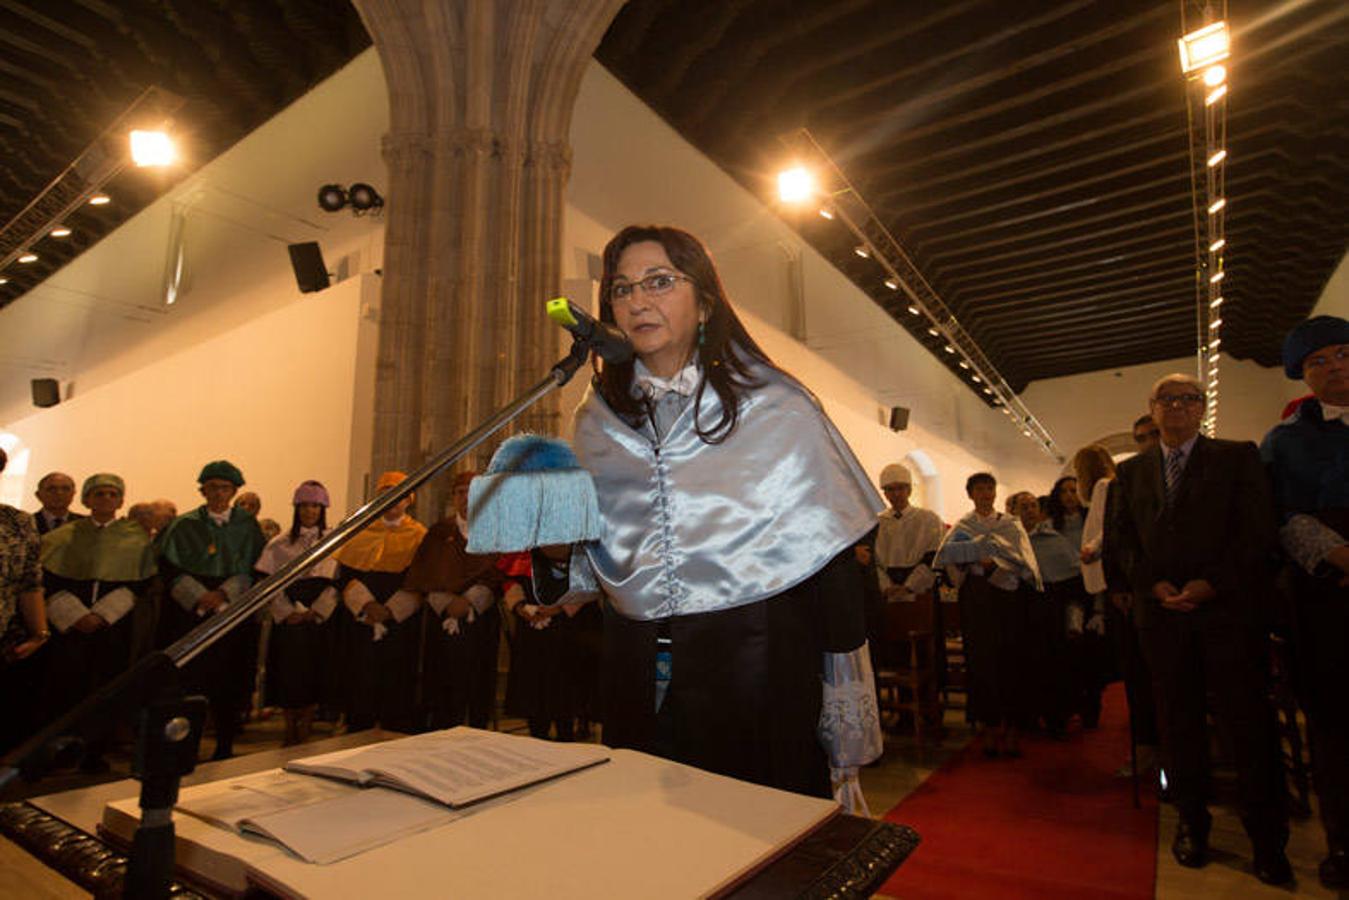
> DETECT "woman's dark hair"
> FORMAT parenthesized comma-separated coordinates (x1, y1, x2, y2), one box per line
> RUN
(1045, 476, 1079, 531)
(0, 446, 6, 475)
(595, 225, 776, 444)
(288, 505, 328, 544)
(965, 472, 996, 496)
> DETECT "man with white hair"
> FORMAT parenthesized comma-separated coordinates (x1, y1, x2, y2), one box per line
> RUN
(1108, 372, 1288, 884)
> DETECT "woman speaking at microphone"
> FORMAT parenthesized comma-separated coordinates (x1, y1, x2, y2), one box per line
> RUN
(570, 224, 883, 805)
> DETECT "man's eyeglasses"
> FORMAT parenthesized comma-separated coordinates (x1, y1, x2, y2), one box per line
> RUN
(609, 272, 693, 304)
(1151, 393, 1205, 409)
(1134, 428, 1160, 444)
(1303, 346, 1348, 372)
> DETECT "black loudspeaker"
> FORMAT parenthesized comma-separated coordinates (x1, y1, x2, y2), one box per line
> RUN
(288, 242, 330, 293)
(32, 378, 60, 408)
(888, 406, 910, 432)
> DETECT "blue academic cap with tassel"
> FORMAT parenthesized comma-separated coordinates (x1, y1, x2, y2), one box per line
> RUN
(466, 434, 602, 553)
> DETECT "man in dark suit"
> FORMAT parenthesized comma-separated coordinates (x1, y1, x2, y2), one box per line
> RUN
(31, 471, 84, 536)
(1107, 373, 1289, 885)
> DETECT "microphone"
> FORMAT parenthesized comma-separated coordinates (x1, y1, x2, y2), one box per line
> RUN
(546, 297, 634, 364)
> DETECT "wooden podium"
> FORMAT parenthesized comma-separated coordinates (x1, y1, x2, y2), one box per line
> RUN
(1, 731, 918, 898)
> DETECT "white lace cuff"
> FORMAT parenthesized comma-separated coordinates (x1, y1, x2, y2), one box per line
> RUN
(90, 587, 135, 626)
(385, 590, 421, 623)
(819, 643, 883, 769)
(170, 575, 208, 613)
(426, 591, 453, 616)
(311, 586, 338, 621)
(269, 594, 298, 624)
(343, 580, 376, 618)
(219, 574, 250, 603)
(47, 590, 90, 633)
(560, 544, 602, 606)
(1281, 514, 1346, 574)
(464, 584, 495, 614)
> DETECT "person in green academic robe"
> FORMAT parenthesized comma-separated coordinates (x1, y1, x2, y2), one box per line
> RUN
(39, 473, 157, 769)
(157, 460, 266, 760)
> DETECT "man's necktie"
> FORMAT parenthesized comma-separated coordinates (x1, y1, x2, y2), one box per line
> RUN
(1165, 448, 1184, 505)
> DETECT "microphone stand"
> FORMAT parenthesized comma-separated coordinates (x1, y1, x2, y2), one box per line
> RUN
(1, 334, 598, 898)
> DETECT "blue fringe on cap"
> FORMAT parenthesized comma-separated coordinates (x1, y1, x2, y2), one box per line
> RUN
(466, 435, 602, 553)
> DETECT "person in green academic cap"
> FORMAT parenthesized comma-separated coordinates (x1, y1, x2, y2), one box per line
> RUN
(157, 460, 266, 760)
(39, 473, 157, 771)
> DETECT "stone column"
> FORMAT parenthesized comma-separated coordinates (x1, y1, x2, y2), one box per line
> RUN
(352, 0, 623, 516)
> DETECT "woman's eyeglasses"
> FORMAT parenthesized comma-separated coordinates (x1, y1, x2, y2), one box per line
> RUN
(609, 272, 693, 304)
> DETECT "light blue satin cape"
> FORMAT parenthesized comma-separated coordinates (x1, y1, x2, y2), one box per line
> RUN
(572, 362, 884, 621)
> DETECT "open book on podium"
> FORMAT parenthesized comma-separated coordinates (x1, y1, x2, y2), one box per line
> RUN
(100, 727, 841, 898)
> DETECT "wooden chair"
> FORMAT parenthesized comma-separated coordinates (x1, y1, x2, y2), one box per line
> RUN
(874, 593, 942, 745)
(1268, 632, 1312, 818)
(938, 590, 967, 713)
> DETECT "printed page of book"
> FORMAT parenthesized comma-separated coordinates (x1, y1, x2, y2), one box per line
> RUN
(171, 768, 462, 864)
(285, 727, 610, 807)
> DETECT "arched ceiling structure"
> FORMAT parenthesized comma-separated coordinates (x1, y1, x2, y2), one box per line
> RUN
(2, 0, 1345, 402)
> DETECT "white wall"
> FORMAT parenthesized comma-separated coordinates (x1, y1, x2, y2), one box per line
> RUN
(1020, 353, 1303, 459)
(4, 50, 1070, 524)
(1312, 250, 1349, 319)
(0, 50, 389, 426)
(3, 276, 378, 519)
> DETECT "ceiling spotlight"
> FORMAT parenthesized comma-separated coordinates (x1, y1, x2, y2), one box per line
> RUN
(883, 278, 899, 291)
(317, 184, 347, 212)
(1202, 65, 1227, 87)
(958, 361, 970, 370)
(1207, 149, 1227, 167)
(818, 207, 834, 220)
(19, 253, 38, 263)
(983, 387, 994, 395)
(1178, 21, 1230, 74)
(907, 305, 920, 316)
(1209, 238, 1225, 252)
(1209, 270, 1224, 284)
(777, 166, 815, 203)
(89, 193, 111, 205)
(972, 375, 982, 383)
(1209, 317, 1223, 329)
(1209, 337, 1221, 350)
(129, 129, 176, 167)
(1210, 295, 1224, 308)
(348, 182, 384, 214)
(0, 277, 8, 285)
(944, 344, 956, 354)
(50, 226, 72, 238)
(1205, 84, 1228, 106)
(854, 244, 871, 259)
(927, 327, 939, 337)
(1207, 198, 1226, 214)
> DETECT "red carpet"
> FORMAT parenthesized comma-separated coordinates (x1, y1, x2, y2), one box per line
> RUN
(880, 684, 1157, 899)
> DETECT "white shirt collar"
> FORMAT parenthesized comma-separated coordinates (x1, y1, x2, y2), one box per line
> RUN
(1160, 433, 1199, 457)
(1320, 401, 1349, 423)
(632, 358, 701, 400)
(207, 508, 231, 526)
